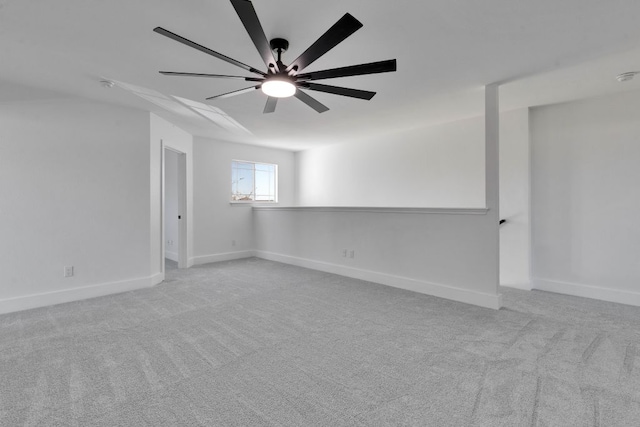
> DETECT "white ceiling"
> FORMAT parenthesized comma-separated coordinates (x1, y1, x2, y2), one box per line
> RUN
(1, 0, 640, 150)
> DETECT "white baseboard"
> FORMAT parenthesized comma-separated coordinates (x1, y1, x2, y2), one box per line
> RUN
(192, 250, 255, 265)
(150, 272, 164, 286)
(501, 282, 532, 291)
(0, 274, 162, 315)
(164, 251, 179, 262)
(533, 278, 640, 307)
(255, 251, 502, 310)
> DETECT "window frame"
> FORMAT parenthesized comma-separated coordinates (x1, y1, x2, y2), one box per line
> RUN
(230, 159, 278, 204)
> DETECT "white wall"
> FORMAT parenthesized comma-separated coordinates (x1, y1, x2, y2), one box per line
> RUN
(531, 90, 640, 306)
(295, 117, 486, 208)
(295, 109, 531, 289)
(193, 137, 295, 264)
(164, 149, 179, 261)
(0, 98, 152, 313)
(499, 109, 531, 288)
(254, 207, 501, 309)
(255, 89, 502, 309)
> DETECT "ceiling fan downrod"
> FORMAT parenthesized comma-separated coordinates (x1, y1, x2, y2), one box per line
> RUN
(269, 38, 289, 71)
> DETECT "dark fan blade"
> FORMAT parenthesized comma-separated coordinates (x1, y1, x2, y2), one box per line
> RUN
(206, 85, 260, 100)
(263, 97, 278, 114)
(286, 13, 363, 73)
(300, 82, 376, 100)
(294, 89, 329, 113)
(159, 71, 263, 82)
(296, 59, 397, 81)
(230, 0, 279, 72)
(154, 27, 266, 76)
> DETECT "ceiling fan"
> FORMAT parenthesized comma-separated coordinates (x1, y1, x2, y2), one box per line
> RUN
(154, 0, 397, 113)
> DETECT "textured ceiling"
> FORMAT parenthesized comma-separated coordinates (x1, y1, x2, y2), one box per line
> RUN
(1, 0, 640, 150)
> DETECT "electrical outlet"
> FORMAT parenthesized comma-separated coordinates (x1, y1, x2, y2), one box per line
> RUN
(64, 266, 74, 277)
(342, 249, 347, 257)
(232, 240, 236, 247)
(349, 250, 355, 259)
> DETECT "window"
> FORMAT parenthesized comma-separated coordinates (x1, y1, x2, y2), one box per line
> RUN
(231, 160, 277, 202)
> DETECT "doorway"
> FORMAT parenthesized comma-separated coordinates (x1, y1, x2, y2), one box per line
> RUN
(162, 145, 187, 273)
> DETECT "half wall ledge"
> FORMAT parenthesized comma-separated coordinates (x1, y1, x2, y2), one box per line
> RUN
(252, 206, 489, 215)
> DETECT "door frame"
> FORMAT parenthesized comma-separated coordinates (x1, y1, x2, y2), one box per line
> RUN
(161, 142, 188, 273)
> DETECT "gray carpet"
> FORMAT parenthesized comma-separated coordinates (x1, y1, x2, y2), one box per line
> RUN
(1, 258, 639, 426)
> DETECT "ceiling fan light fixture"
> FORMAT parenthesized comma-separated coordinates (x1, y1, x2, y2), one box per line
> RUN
(261, 77, 296, 98)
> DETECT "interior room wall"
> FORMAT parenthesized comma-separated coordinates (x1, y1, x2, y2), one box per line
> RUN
(295, 117, 486, 208)
(193, 137, 295, 264)
(164, 149, 179, 262)
(531, 90, 640, 306)
(295, 110, 531, 289)
(0, 97, 152, 314)
(255, 98, 503, 310)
